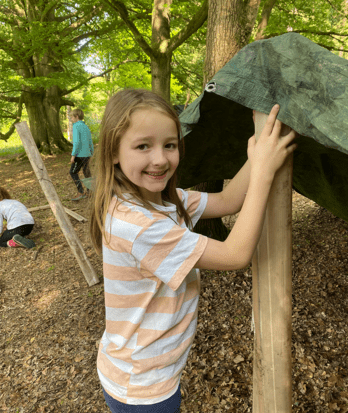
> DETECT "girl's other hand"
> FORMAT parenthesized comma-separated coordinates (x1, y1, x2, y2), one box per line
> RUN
(247, 105, 297, 180)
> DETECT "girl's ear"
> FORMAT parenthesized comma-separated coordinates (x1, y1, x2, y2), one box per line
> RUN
(113, 157, 119, 165)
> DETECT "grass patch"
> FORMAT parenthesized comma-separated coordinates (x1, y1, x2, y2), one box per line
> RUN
(0, 130, 98, 157)
(0, 133, 24, 156)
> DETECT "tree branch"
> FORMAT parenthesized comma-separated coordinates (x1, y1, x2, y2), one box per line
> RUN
(316, 43, 348, 52)
(255, 0, 278, 40)
(60, 98, 75, 107)
(41, 0, 63, 21)
(0, 94, 20, 103)
(102, 0, 155, 59)
(54, 10, 80, 23)
(59, 5, 104, 37)
(61, 59, 149, 96)
(0, 7, 21, 26)
(0, 95, 23, 142)
(266, 29, 348, 38)
(324, 0, 347, 18)
(167, 0, 208, 54)
(71, 38, 94, 54)
(71, 25, 116, 46)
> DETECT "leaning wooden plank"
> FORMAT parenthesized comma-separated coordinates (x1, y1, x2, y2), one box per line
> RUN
(15, 121, 99, 287)
(252, 111, 293, 412)
(28, 205, 51, 212)
(63, 208, 87, 223)
(28, 205, 87, 223)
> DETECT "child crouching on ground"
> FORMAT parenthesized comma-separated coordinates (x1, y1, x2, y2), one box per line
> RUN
(0, 187, 35, 249)
(89, 89, 297, 413)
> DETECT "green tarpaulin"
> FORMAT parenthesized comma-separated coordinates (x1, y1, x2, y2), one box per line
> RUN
(177, 33, 348, 223)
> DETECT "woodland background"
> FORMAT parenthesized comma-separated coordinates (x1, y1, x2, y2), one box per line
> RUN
(1, 0, 348, 156)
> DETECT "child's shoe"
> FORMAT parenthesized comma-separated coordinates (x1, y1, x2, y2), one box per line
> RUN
(71, 193, 87, 201)
(12, 235, 36, 249)
(7, 239, 20, 247)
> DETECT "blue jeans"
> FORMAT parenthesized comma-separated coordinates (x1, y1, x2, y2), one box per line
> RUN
(102, 386, 181, 413)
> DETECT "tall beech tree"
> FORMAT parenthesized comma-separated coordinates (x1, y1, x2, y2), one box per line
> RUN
(0, 0, 118, 154)
(102, 0, 208, 102)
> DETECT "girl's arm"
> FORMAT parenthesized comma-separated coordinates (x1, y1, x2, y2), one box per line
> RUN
(195, 105, 297, 271)
(201, 159, 250, 219)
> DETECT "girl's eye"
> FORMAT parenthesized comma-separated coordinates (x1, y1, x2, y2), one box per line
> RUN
(137, 144, 148, 150)
(166, 143, 177, 149)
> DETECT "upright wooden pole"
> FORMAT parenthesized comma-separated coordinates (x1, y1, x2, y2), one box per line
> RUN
(15, 121, 99, 287)
(252, 112, 293, 412)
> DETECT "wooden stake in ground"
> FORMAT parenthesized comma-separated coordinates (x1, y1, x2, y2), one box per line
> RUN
(28, 205, 87, 223)
(15, 121, 99, 287)
(252, 112, 293, 412)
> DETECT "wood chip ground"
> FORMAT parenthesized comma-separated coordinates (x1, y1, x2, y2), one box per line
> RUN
(0, 152, 347, 412)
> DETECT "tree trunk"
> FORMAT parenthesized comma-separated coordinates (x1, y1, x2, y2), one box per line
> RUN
(194, 0, 261, 240)
(151, 52, 172, 102)
(22, 87, 71, 155)
(204, 0, 260, 84)
(151, 0, 172, 102)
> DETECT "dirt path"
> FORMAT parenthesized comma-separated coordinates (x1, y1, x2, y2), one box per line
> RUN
(0, 153, 347, 412)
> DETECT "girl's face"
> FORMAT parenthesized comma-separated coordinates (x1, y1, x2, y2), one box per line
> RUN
(114, 107, 180, 205)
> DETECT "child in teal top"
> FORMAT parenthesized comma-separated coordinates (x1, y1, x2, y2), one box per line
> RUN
(69, 108, 94, 200)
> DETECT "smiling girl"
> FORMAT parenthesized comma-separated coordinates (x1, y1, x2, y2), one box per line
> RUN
(89, 88, 297, 413)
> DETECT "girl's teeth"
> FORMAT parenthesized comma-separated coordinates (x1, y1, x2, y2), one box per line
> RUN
(147, 172, 165, 176)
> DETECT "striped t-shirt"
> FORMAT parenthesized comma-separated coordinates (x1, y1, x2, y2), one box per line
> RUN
(97, 189, 208, 405)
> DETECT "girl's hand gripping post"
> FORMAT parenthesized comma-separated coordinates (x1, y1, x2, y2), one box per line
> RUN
(248, 105, 297, 182)
(195, 105, 297, 272)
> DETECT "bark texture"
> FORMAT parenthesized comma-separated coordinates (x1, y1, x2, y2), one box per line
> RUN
(151, 0, 173, 101)
(204, 0, 260, 84)
(21, 88, 71, 154)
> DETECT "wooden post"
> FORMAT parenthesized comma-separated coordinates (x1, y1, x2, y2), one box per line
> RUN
(252, 112, 293, 412)
(15, 121, 99, 287)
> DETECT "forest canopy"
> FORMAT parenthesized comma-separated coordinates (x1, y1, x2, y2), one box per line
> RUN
(0, 0, 347, 154)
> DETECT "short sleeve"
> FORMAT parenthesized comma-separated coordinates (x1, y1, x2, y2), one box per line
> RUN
(132, 217, 207, 291)
(176, 189, 208, 228)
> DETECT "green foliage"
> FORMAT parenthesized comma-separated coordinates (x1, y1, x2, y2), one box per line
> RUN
(171, 31, 206, 102)
(0, 0, 116, 144)
(1, 0, 347, 154)
(252, 0, 348, 58)
(0, 133, 25, 156)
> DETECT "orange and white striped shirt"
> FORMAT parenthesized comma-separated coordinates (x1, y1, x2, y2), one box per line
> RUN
(97, 189, 208, 405)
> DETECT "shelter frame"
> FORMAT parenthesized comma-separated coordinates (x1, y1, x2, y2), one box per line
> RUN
(15, 121, 99, 287)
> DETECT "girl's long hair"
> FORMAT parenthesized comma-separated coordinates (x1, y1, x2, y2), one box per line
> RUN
(90, 88, 192, 255)
(0, 187, 11, 201)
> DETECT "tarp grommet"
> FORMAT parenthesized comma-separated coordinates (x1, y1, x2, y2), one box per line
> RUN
(205, 81, 216, 93)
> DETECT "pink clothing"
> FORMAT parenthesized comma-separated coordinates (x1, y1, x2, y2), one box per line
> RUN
(97, 189, 208, 405)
